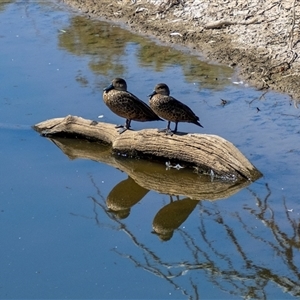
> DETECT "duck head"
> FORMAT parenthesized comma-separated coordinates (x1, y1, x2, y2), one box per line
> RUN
(104, 78, 127, 93)
(148, 83, 170, 99)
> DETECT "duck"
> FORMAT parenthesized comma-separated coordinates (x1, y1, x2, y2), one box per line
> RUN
(103, 78, 162, 133)
(148, 83, 203, 134)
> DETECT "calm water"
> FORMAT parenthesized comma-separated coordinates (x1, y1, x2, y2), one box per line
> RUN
(1, 1, 300, 299)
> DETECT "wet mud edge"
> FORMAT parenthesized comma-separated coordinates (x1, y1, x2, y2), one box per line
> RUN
(62, 0, 300, 101)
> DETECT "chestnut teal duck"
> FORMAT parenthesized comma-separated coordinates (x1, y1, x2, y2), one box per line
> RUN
(149, 83, 203, 134)
(103, 78, 162, 133)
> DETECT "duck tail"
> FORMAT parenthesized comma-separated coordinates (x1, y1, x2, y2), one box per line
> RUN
(195, 120, 204, 128)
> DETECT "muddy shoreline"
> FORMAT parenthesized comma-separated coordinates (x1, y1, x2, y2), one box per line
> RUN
(62, 0, 300, 100)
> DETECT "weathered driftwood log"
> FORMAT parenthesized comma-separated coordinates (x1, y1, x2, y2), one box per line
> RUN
(33, 115, 262, 182)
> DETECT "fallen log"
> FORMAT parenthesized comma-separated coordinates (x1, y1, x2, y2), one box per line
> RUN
(33, 115, 262, 182)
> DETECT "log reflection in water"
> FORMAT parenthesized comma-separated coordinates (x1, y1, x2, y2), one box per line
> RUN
(48, 137, 251, 200)
(115, 157, 251, 200)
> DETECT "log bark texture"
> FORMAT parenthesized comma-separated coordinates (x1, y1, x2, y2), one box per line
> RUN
(33, 115, 262, 182)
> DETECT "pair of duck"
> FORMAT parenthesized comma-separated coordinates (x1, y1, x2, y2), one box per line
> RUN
(103, 78, 203, 134)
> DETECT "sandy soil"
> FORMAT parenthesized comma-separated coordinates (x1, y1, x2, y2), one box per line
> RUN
(62, 0, 300, 100)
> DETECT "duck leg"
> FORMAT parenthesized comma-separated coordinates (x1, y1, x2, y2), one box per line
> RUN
(125, 119, 132, 129)
(117, 119, 131, 134)
(173, 122, 179, 134)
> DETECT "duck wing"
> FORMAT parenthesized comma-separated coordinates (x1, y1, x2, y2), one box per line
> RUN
(168, 96, 200, 122)
(121, 91, 162, 121)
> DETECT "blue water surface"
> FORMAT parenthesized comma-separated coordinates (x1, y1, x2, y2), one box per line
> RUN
(1, 1, 300, 299)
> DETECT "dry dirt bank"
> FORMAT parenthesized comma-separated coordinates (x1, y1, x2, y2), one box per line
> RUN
(63, 0, 300, 100)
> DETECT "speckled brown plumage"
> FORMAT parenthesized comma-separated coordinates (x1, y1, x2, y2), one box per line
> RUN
(103, 78, 162, 133)
(149, 83, 203, 134)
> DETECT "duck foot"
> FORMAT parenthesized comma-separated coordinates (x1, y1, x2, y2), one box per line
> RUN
(158, 128, 174, 136)
(115, 124, 125, 129)
(118, 127, 129, 134)
(115, 124, 131, 134)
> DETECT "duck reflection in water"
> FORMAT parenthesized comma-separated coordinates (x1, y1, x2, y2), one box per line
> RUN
(149, 83, 203, 135)
(103, 78, 162, 133)
(106, 176, 149, 219)
(152, 196, 199, 241)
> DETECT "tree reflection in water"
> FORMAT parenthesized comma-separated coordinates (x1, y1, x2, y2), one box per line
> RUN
(88, 175, 300, 299)
(58, 15, 233, 91)
(47, 137, 297, 298)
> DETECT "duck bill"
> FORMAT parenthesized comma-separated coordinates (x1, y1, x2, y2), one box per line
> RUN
(148, 90, 157, 99)
(103, 83, 114, 92)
